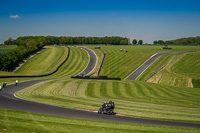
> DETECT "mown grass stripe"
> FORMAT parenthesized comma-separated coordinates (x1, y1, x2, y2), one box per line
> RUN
(16, 78, 200, 122)
(11, 45, 200, 124)
(124, 83, 131, 97)
(61, 81, 78, 97)
(118, 82, 130, 98)
(49, 46, 89, 78)
(130, 82, 145, 98)
(15, 46, 68, 75)
(93, 81, 101, 98)
(100, 82, 108, 98)
(135, 82, 154, 98)
(76, 80, 88, 98)
(140, 84, 157, 98)
(161, 85, 192, 98)
(112, 82, 122, 98)
(106, 81, 115, 98)
(86, 82, 95, 97)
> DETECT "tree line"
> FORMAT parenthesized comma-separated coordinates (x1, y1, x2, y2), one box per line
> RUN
(0, 36, 130, 71)
(132, 39, 143, 45)
(4, 36, 130, 45)
(0, 36, 46, 71)
(153, 36, 200, 45)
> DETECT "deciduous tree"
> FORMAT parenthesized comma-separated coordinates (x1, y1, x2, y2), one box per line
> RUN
(132, 39, 137, 45)
(138, 40, 143, 45)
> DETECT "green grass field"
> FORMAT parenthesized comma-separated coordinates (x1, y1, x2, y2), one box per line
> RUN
(100, 45, 159, 79)
(98, 45, 199, 79)
(137, 53, 175, 81)
(48, 46, 89, 78)
(147, 52, 200, 88)
(1, 45, 200, 132)
(14, 46, 69, 75)
(171, 52, 200, 79)
(0, 45, 89, 85)
(0, 45, 72, 76)
(1, 108, 199, 133)
(14, 45, 89, 77)
(16, 78, 200, 123)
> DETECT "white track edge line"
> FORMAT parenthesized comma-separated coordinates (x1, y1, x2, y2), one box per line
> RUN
(134, 56, 162, 80)
(76, 47, 98, 75)
(125, 53, 158, 79)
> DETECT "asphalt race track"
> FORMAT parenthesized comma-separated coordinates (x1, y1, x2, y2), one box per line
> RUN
(126, 52, 171, 80)
(0, 48, 200, 128)
(0, 80, 200, 128)
(126, 51, 199, 80)
(79, 47, 97, 75)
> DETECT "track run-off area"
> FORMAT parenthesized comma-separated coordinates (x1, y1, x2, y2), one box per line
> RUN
(0, 46, 200, 129)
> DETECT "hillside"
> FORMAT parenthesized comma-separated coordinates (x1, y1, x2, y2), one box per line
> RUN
(14, 46, 68, 76)
(16, 78, 200, 123)
(146, 52, 200, 88)
(167, 36, 200, 45)
(1, 45, 200, 132)
(97, 45, 199, 80)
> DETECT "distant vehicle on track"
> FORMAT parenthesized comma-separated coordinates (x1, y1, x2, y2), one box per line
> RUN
(98, 101, 115, 115)
(160, 45, 172, 49)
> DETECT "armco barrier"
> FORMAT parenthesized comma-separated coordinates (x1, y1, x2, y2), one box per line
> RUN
(71, 76, 121, 80)
(0, 47, 70, 78)
(97, 53, 106, 76)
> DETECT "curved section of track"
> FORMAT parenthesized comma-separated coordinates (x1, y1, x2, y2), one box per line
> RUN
(78, 47, 97, 75)
(0, 80, 200, 128)
(126, 51, 199, 80)
(126, 52, 172, 80)
(0, 48, 200, 128)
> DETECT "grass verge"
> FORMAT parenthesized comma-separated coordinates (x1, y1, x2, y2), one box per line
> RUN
(148, 52, 200, 88)
(99, 45, 199, 79)
(0, 46, 89, 84)
(14, 46, 68, 75)
(0, 108, 199, 133)
(16, 78, 200, 123)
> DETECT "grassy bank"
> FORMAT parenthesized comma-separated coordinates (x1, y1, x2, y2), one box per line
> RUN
(147, 52, 200, 88)
(137, 53, 175, 81)
(171, 52, 200, 79)
(0, 108, 199, 133)
(14, 46, 68, 75)
(16, 78, 200, 123)
(1, 45, 200, 132)
(0, 45, 88, 84)
(98, 45, 199, 79)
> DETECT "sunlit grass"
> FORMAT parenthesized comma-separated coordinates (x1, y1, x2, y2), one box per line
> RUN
(15, 46, 68, 75)
(148, 52, 200, 88)
(99, 45, 199, 79)
(1, 108, 198, 133)
(16, 78, 200, 123)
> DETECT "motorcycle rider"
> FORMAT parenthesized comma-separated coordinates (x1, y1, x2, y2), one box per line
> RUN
(102, 102, 107, 112)
(15, 80, 18, 86)
(109, 101, 115, 109)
